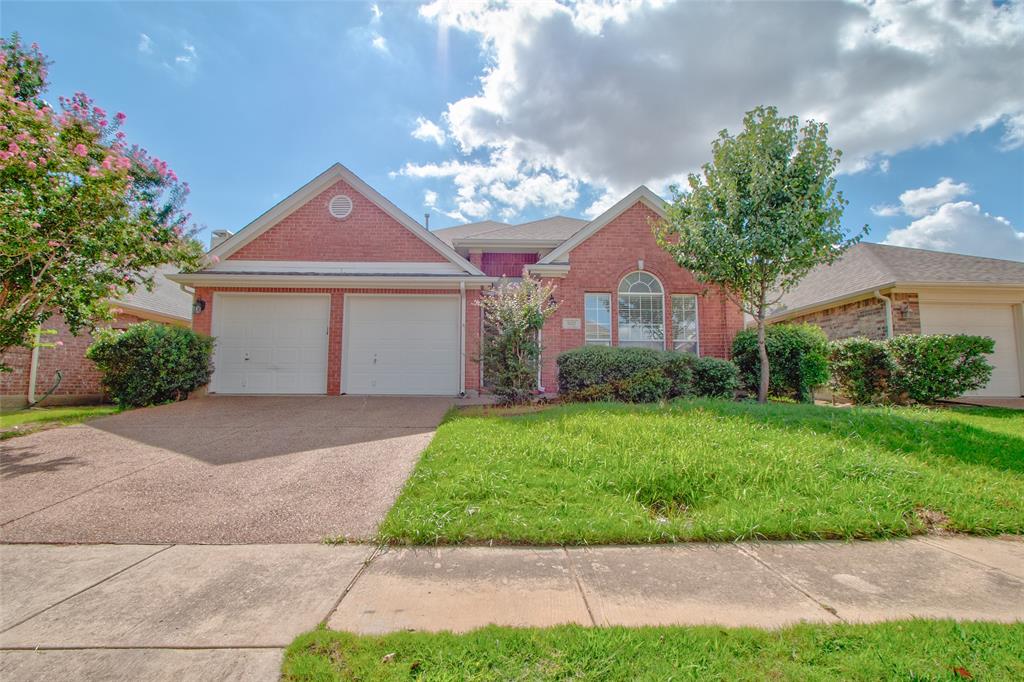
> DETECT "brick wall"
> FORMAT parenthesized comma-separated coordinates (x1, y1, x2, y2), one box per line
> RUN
(480, 252, 538, 277)
(785, 293, 921, 341)
(534, 202, 745, 390)
(229, 178, 447, 263)
(0, 312, 145, 406)
(192, 286, 481, 395)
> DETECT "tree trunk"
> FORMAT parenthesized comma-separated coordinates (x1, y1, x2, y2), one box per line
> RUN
(757, 316, 769, 404)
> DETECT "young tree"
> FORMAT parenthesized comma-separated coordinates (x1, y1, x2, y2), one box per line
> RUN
(0, 34, 204, 369)
(655, 106, 863, 403)
(478, 273, 559, 405)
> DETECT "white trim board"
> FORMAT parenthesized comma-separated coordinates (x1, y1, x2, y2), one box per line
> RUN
(208, 260, 465, 274)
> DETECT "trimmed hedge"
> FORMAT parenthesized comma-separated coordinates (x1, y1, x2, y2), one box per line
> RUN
(732, 324, 829, 402)
(86, 322, 214, 407)
(829, 334, 995, 405)
(556, 346, 737, 403)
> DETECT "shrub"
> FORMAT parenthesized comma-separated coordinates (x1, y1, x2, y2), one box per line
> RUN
(732, 324, 829, 402)
(556, 346, 665, 393)
(887, 334, 995, 404)
(828, 337, 892, 405)
(86, 322, 214, 407)
(660, 352, 695, 399)
(828, 334, 995, 405)
(614, 368, 673, 403)
(691, 356, 740, 398)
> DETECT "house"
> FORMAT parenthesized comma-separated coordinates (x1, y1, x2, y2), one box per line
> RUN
(0, 266, 193, 408)
(168, 164, 744, 396)
(767, 242, 1024, 398)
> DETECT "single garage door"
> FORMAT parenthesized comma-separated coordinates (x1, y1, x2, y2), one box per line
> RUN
(343, 295, 460, 395)
(920, 302, 1022, 397)
(211, 294, 330, 394)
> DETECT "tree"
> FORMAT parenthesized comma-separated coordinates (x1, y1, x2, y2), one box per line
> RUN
(0, 34, 204, 369)
(478, 273, 559, 405)
(655, 106, 863, 402)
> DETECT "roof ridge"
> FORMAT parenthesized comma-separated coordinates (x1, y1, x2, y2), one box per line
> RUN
(856, 242, 900, 282)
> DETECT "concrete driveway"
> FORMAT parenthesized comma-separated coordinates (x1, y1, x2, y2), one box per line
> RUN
(0, 396, 454, 544)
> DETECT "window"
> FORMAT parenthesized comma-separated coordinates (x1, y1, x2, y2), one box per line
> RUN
(584, 293, 612, 345)
(672, 294, 699, 354)
(617, 272, 664, 349)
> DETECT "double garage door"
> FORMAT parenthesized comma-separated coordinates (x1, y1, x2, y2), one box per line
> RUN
(211, 294, 460, 396)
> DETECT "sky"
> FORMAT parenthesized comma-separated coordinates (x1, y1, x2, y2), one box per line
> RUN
(6, 0, 1023, 261)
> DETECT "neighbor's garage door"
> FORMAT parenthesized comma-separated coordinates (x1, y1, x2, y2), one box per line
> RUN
(920, 302, 1022, 397)
(343, 295, 460, 395)
(211, 294, 330, 394)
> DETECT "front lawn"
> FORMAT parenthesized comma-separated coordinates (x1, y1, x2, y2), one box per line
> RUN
(0, 405, 120, 439)
(379, 400, 1024, 544)
(283, 621, 1024, 681)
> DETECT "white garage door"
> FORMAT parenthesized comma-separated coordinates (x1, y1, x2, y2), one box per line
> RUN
(343, 295, 460, 395)
(212, 294, 330, 394)
(920, 302, 1022, 397)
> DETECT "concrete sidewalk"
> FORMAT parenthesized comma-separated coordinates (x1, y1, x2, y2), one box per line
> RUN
(2, 537, 1023, 680)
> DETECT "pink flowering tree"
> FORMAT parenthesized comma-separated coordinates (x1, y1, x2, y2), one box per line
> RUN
(0, 35, 204, 369)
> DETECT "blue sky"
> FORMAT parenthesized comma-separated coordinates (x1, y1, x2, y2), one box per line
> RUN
(8, 1, 1023, 260)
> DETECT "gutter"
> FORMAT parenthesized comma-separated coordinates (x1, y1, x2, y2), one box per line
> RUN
(873, 289, 894, 338)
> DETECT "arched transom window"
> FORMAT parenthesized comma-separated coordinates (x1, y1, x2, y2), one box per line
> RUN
(617, 271, 664, 349)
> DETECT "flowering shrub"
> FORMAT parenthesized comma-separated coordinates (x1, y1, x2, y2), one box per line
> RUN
(478, 274, 559, 405)
(0, 34, 204, 370)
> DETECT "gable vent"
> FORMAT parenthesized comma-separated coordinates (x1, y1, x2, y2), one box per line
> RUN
(328, 194, 353, 220)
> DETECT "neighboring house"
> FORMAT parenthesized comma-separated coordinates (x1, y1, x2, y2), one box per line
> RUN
(169, 164, 744, 397)
(767, 243, 1024, 398)
(0, 266, 193, 408)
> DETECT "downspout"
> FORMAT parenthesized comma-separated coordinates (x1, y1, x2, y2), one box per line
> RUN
(27, 328, 41, 404)
(459, 280, 466, 397)
(873, 289, 894, 339)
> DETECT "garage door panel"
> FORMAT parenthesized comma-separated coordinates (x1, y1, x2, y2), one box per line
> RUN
(343, 296, 460, 396)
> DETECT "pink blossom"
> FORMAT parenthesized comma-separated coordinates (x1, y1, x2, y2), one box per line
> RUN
(47, 240, 60, 247)
(210, 254, 221, 264)
(115, 112, 126, 122)
(55, 341, 64, 347)
(88, 166, 100, 177)
(32, 222, 40, 229)
(8, 142, 19, 154)
(102, 156, 113, 170)
(27, 161, 36, 170)
(72, 143, 88, 157)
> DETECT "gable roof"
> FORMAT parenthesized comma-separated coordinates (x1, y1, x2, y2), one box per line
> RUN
(538, 186, 667, 264)
(433, 216, 587, 247)
(432, 220, 510, 246)
(769, 242, 1024, 319)
(208, 163, 485, 276)
(113, 265, 192, 322)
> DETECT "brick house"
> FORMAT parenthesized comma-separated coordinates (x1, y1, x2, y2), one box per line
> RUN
(767, 243, 1024, 398)
(0, 266, 193, 408)
(168, 164, 744, 397)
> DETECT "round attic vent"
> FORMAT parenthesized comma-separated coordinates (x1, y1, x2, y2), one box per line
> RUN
(328, 194, 353, 219)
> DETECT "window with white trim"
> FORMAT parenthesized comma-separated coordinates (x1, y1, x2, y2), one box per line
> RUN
(671, 294, 699, 354)
(617, 272, 664, 349)
(584, 293, 611, 346)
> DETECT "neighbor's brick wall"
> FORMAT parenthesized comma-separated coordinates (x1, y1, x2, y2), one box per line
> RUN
(535, 202, 745, 390)
(192, 287, 481, 395)
(229, 178, 447, 263)
(480, 252, 538, 278)
(0, 312, 145, 405)
(785, 293, 921, 341)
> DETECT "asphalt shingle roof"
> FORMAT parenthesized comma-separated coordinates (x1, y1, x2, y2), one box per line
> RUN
(113, 265, 193, 321)
(771, 242, 1024, 317)
(433, 216, 587, 245)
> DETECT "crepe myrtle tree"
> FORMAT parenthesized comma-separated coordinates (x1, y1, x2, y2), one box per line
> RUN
(478, 273, 559, 405)
(655, 106, 864, 403)
(0, 34, 204, 370)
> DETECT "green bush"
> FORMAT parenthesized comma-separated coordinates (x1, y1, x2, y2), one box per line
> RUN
(828, 337, 893, 404)
(732, 324, 829, 402)
(691, 356, 740, 398)
(828, 334, 995, 405)
(558, 346, 735, 402)
(86, 322, 214, 407)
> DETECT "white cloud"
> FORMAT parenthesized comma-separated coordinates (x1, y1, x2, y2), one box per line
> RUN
(173, 43, 198, 72)
(407, 0, 1023, 213)
(872, 177, 971, 217)
(371, 34, 389, 54)
(878, 159, 891, 174)
(138, 33, 153, 54)
(370, 3, 382, 23)
(411, 117, 446, 146)
(883, 201, 1024, 260)
(424, 189, 438, 207)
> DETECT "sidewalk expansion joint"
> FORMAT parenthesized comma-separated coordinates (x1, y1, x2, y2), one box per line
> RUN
(733, 543, 844, 622)
(320, 542, 383, 626)
(0, 544, 174, 635)
(918, 537, 1024, 583)
(563, 548, 597, 626)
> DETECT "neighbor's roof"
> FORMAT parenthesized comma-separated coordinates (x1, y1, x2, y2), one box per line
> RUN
(113, 265, 192, 322)
(433, 216, 587, 246)
(770, 242, 1024, 319)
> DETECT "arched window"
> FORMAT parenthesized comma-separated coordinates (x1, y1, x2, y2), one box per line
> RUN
(617, 271, 664, 349)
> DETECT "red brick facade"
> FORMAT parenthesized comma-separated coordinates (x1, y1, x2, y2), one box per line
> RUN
(785, 293, 921, 341)
(535, 202, 745, 390)
(0, 312, 146, 407)
(229, 178, 447, 263)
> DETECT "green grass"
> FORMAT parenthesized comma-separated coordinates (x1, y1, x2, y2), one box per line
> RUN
(379, 400, 1024, 544)
(0, 405, 120, 438)
(283, 621, 1024, 681)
